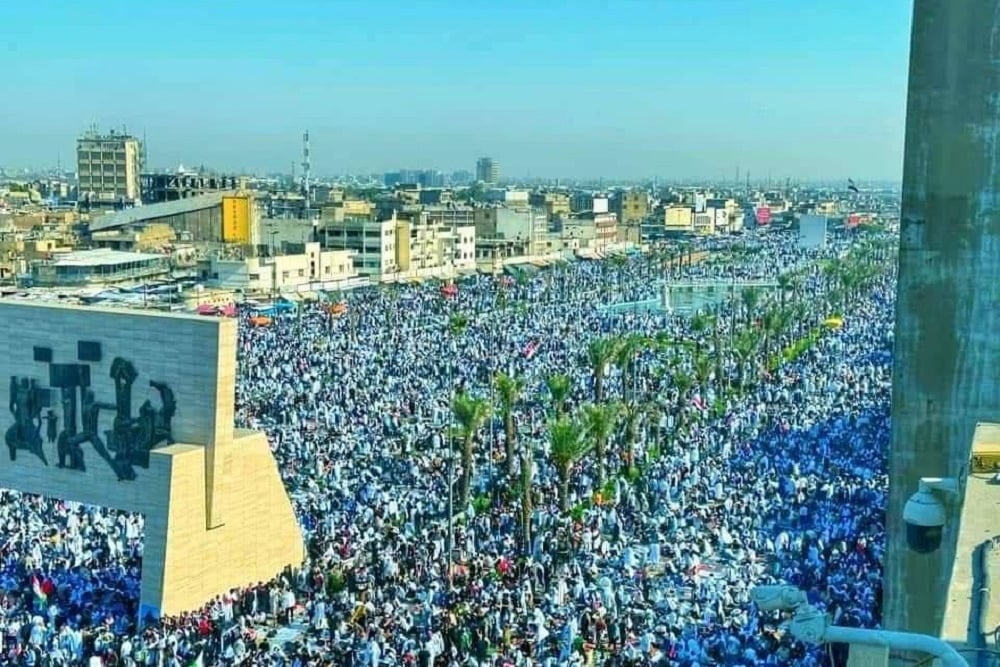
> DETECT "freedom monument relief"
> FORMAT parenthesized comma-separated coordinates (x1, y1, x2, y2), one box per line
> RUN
(0, 301, 303, 620)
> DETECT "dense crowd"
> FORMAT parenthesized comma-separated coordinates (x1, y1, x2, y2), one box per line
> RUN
(0, 230, 896, 666)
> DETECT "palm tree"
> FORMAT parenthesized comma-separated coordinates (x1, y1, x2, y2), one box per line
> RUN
(761, 308, 782, 360)
(581, 402, 619, 485)
(452, 391, 492, 507)
(693, 353, 713, 389)
(614, 334, 650, 404)
(690, 312, 712, 357)
(548, 417, 591, 512)
(586, 338, 619, 403)
(776, 273, 798, 310)
(731, 329, 758, 389)
(520, 442, 533, 552)
(546, 373, 572, 418)
(494, 372, 524, 481)
(740, 286, 762, 324)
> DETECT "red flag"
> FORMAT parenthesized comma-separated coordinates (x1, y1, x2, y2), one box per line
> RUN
(523, 339, 540, 359)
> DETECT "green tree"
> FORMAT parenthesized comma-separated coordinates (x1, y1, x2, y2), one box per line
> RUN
(451, 391, 492, 507)
(581, 402, 619, 485)
(731, 329, 758, 389)
(494, 372, 524, 481)
(586, 337, 619, 403)
(776, 273, 798, 310)
(741, 286, 762, 324)
(546, 373, 572, 418)
(548, 417, 591, 512)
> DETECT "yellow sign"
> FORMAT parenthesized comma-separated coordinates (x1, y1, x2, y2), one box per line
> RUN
(221, 196, 251, 243)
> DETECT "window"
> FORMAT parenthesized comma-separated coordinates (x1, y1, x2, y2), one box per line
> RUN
(297, 269, 305, 277)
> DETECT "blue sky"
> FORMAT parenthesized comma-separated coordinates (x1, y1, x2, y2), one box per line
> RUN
(0, 0, 913, 180)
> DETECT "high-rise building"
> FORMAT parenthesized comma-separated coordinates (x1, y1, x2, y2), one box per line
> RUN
(476, 157, 499, 184)
(76, 128, 143, 207)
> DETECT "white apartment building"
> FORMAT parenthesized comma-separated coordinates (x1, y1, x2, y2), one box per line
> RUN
(198, 242, 358, 294)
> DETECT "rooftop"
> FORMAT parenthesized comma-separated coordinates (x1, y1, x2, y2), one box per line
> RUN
(47, 249, 166, 267)
(88, 192, 232, 231)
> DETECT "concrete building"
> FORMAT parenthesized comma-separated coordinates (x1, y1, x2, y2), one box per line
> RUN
(529, 192, 571, 220)
(396, 211, 476, 279)
(486, 189, 530, 205)
(885, 0, 1000, 646)
(141, 173, 243, 204)
(30, 249, 169, 287)
(320, 217, 398, 278)
(560, 211, 618, 247)
(663, 205, 695, 233)
(77, 129, 143, 207)
(476, 157, 500, 184)
(197, 242, 357, 295)
(88, 193, 258, 247)
(91, 223, 177, 252)
(611, 190, 650, 225)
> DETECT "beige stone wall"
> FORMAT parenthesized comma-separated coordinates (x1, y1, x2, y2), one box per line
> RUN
(0, 301, 303, 618)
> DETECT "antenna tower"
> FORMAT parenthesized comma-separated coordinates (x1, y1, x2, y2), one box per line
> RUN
(301, 131, 311, 210)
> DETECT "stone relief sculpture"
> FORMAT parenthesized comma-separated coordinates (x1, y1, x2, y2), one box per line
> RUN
(5, 344, 176, 480)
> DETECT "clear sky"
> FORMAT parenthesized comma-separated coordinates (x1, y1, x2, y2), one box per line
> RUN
(0, 0, 913, 181)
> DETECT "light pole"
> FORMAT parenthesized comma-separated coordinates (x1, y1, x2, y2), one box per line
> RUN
(312, 218, 320, 290)
(268, 230, 280, 305)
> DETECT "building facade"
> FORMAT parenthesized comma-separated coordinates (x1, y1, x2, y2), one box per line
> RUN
(77, 129, 143, 207)
(198, 242, 357, 294)
(30, 249, 169, 286)
(141, 173, 243, 204)
(612, 190, 650, 225)
(475, 157, 500, 184)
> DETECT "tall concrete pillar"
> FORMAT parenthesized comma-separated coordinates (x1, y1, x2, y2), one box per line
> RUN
(885, 0, 1000, 638)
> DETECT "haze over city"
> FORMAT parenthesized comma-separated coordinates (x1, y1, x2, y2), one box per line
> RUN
(1, 0, 912, 181)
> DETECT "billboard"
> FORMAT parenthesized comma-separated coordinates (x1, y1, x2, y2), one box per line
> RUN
(714, 208, 728, 230)
(695, 193, 707, 213)
(799, 214, 828, 248)
(222, 195, 252, 244)
(755, 206, 772, 225)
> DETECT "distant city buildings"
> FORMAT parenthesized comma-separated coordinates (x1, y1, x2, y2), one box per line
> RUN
(76, 128, 143, 208)
(476, 157, 500, 184)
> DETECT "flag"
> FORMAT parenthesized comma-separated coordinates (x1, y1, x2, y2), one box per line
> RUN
(523, 339, 540, 359)
(847, 178, 860, 194)
(31, 575, 47, 611)
(186, 653, 204, 667)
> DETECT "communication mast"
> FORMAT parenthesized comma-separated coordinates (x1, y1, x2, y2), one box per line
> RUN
(301, 131, 311, 211)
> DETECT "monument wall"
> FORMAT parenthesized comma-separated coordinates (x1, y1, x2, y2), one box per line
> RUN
(0, 301, 303, 619)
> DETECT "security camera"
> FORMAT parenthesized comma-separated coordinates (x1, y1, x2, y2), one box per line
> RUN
(903, 477, 959, 554)
(751, 585, 807, 612)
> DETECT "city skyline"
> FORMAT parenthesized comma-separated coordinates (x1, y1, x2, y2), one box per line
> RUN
(2, 0, 912, 180)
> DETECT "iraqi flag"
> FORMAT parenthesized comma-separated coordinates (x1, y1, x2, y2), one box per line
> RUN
(31, 575, 47, 611)
(523, 339, 540, 360)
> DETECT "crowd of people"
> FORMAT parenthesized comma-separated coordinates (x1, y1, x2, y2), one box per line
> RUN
(0, 229, 896, 666)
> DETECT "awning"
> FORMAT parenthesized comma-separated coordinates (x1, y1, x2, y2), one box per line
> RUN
(530, 259, 550, 268)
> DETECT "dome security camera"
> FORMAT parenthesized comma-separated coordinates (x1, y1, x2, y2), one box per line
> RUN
(903, 477, 960, 554)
